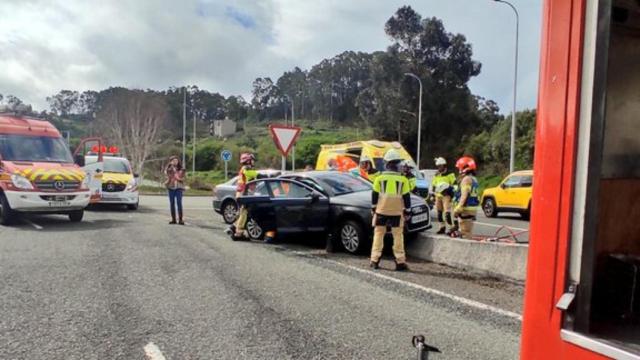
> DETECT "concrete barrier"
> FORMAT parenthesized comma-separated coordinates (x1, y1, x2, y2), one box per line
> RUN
(408, 233, 529, 282)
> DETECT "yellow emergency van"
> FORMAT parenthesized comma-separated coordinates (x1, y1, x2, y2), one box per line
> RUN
(315, 140, 415, 171)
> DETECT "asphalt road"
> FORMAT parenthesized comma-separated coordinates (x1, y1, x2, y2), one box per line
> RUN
(429, 209, 530, 243)
(0, 195, 522, 359)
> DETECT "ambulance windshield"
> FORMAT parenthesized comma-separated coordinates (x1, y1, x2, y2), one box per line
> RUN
(0, 134, 73, 163)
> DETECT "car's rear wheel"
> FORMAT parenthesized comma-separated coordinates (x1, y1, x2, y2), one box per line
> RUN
(68, 210, 84, 222)
(338, 220, 366, 254)
(482, 197, 498, 218)
(0, 192, 16, 226)
(222, 200, 238, 224)
(246, 218, 264, 240)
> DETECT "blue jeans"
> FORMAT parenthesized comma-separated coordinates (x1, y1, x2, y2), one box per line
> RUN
(168, 188, 183, 221)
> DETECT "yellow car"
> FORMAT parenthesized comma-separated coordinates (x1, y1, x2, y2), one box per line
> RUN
(481, 170, 533, 220)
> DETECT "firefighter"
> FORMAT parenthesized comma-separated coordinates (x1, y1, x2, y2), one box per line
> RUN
(401, 160, 417, 193)
(431, 157, 457, 234)
(370, 149, 412, 271)
(355, 154, 379, 182)
(226, 153, 258, 240)
(452, 156, 480, 239)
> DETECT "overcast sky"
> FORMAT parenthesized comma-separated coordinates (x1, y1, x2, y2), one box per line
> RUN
(0, 0, 542, 113)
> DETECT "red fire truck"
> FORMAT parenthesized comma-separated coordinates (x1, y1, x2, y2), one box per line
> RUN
(521, 0, 639, 358)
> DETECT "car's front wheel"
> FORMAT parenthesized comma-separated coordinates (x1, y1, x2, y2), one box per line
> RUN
(127, 202, 139, 211)
(246, 218, 264, 240)
(482, 198, 498, 218)
(338, 220, 366, 254)
(222, 200, 238, 224)
(0, 193, 16, 226)
(68, 210, 84, 222)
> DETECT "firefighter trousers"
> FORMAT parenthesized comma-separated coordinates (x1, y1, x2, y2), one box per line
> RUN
(435, 195, 453, 230)
(457, 210, 477, 239)
(370, 215, 406, 264)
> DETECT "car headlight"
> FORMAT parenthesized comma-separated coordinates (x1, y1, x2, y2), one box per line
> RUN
(126, 178, 137, 191)
(11, 174, 34, 190)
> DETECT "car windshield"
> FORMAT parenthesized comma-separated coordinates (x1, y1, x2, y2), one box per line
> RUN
(0, 134, 73, 163)
(314, 173, 371, 196)
(103, 159, 130, 174)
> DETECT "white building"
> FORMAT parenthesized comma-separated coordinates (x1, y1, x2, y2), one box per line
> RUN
(213, 118, 236, 138)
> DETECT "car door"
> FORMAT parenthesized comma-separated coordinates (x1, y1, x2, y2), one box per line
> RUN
(513, 175, 533, 209)
(498, 175, 522, 207)
(268, 179, 329, 234)
(237, 180, 276, 231)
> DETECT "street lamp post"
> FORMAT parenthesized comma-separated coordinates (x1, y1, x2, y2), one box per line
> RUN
(404, 73, 423, 169)
(493, 0, 519, 173)
(182, 87, 187, 166)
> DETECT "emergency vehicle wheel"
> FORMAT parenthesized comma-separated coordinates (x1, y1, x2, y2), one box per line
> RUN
(0, 193, 16, 225)
(482, 197, 498, 218)
(221, 200, 238, 224)
(68, 210, 84, 223)
(338, 220, 365, 254)
(246, 218, 263, 240)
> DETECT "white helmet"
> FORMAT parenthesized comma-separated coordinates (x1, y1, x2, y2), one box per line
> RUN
(435, 157, 447, 166)
(360, 154, 372, 164)
(383, 149, 403, 162)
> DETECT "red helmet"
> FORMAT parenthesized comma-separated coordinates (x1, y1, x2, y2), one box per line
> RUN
(455, 156, 477, 173)
(240, 153, 255, 164)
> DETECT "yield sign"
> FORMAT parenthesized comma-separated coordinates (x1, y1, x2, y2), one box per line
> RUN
(269, 124, 302, 157)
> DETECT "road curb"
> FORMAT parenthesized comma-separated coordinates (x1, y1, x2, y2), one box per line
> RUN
(408, 233, 528, 282)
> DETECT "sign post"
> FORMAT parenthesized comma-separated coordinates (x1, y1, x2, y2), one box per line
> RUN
(221, 150, 232, 181)
(268, 124, 302, 173)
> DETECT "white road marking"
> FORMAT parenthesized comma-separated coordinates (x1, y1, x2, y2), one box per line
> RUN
(144, 342, 167, 360)
(145, 206, 213, 210)
(22, 218, 43, 230)
(291, 251, 523, 322)
(475, 221, 528, 232)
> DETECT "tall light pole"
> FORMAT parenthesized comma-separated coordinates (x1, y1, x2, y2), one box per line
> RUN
(182, 87, 187, 166)
(493, 0, 519, 173)
(192, 111, 197, 173)
(404, 73, 423, 169)
(284, 94, 296, 171)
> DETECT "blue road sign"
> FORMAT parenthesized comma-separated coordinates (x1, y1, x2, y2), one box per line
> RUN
(221, 150, 232, 162)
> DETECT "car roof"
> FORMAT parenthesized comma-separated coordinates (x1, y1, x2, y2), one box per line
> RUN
(281, 170, 341, 178)
(0, 115, 61, 137)
(510, 170, 533, 176)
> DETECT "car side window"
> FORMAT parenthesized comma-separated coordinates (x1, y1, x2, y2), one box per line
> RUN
(295, 178, 325, 194)
(245, 181, 269, 196)
(502, 176, 521, 189)
(269, 180, 311, 198)
(520, 175, 533, 188)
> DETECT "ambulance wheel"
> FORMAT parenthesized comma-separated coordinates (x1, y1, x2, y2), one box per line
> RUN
(0, 193, 16, 226)
(246, 218, 264, 240)
(68, 210, 84, 223)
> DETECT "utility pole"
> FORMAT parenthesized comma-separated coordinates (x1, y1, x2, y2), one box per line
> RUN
(291, 97, 295, 171)
(493, 0, 519, 173)
(405, 73, 423, 169)
(192, 111, 196, 173)
(182, 87, 186, 166)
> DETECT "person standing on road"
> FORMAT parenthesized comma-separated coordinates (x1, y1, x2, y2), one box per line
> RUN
(227, 153, 258, 240)
(400, 160, 417, 194)
(370, 149, 412, 271)
(432, 157, 457, 234)
(165, 155, 186, 225)
(452, 156, 480, 239)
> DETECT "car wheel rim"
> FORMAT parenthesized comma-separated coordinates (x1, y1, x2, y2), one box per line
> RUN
(223, 204, 237, 222)
(341, 225, 359, 252)
(484, 200, 494, 214)
(247, 219, 262, 239)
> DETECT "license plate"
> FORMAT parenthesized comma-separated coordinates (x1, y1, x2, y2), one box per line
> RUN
(49, 201, 70, 207)
(411, 213, 429, 224)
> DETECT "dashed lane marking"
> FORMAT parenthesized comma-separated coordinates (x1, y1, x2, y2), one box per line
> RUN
(144, 342, 167, 360)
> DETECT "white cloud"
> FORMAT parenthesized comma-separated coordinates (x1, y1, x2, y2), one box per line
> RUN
(0, 0, 542, 113)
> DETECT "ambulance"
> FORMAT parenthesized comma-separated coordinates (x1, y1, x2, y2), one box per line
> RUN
(0, 108, 91, 225)
(315, 140, 430, 198)
(81, 146, 139, 210)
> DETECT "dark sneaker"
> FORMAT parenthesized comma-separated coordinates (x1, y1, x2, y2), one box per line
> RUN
(436, 227, 446, 234)
(370, 261, 379, 270)
(169, 220, 177, 225)
(178, 220, 185, 225)
(395, 262, 409, 272)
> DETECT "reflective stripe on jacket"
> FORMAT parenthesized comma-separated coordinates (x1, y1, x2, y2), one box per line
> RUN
(432, 171, 456, 195)
(372, 171, 411, 216)
(237, 166, 258, 192)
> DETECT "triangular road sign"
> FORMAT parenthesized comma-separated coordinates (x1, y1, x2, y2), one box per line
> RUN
(269, 125, 302, 157)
